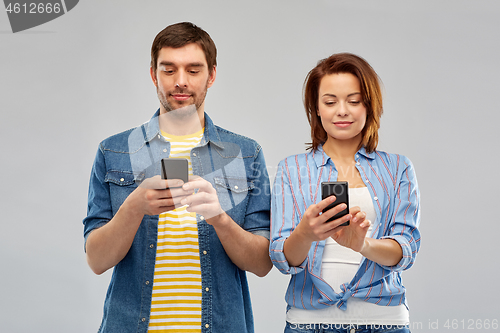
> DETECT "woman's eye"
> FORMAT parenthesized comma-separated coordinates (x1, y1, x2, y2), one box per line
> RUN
(349, 101, 361, 105)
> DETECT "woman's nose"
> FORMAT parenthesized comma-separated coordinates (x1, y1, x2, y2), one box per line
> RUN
(337, 102, 349, 116)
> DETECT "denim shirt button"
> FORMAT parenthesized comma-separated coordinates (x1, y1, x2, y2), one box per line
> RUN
(120, 178, 124, 182)
(205, 287, 209, 292)
(199, 216, 204, 221)
(150, 244, 154, 248)
(145, 281, 150, 285)
(142, 318, 146, 322)
(163, 149, 167, 153)
(349, 329, 355, 333)
(234, 185, 239, 190)
(192, 152, 197, 157)
(205, 324, 209, 328)
(203, 250, 207, 255)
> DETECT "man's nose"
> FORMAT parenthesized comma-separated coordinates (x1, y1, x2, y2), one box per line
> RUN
(175, 71, 188, 88)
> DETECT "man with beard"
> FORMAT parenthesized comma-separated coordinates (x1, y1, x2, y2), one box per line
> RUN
(83, 22, 272, 333)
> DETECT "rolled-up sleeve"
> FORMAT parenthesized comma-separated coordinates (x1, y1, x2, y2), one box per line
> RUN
(82, 144, 112, 251)
(380, 156, 421, 271)
(244, 147, 271, 239)
(269, 160, 308, 274)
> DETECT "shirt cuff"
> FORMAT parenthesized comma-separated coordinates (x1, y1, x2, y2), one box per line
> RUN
(270, 238, 308, 274)
(83, 220, 108, 253)
(251, 229, 270, 240)
(380, 235, 413, 271)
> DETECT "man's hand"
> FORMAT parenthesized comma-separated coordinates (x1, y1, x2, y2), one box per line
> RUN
(179, 176, 272, 276)
(126, 176, 191, 216)
(86, 175, 191, 275)
(180, 176, 224, 224)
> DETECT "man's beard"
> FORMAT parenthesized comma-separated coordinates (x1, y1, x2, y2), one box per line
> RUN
(157, 82, 208, 116)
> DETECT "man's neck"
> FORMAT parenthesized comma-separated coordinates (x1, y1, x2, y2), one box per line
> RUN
(159, 105, 205, 136)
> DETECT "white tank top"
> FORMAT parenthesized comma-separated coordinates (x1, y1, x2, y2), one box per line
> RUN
(287, 187, 409, 326)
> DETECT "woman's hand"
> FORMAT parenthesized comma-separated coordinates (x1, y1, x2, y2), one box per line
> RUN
(296, 196, 353, 243)
(331, 206, 371, 252)
(329, 206, 404, 266)
(283, 196, 352, 267)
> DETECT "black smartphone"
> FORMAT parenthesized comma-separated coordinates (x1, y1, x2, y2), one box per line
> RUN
(321, 181, 350, 226)
(161, 158, 189, 184)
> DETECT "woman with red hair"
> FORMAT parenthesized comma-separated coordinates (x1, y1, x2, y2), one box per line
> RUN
(270, 53, 421, 333)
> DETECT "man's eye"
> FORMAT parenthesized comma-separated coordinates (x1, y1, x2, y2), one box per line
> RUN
(189, 70, 200, 74)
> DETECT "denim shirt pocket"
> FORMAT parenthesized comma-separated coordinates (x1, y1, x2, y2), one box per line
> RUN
(104, 170, 143, 214)
(213, 176, 254, 225)
(105, 170, 137, 185)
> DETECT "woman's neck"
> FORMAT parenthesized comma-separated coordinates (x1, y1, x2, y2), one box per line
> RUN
(322, 136, 361, 162)
(323, 136, 366, 187)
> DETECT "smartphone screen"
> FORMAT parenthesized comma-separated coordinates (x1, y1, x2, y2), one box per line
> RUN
(321, 181, 350, 226)
(161, 158, 189, 184)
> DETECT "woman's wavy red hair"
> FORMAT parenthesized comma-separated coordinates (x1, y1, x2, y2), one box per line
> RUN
(303, 53, 383, 153)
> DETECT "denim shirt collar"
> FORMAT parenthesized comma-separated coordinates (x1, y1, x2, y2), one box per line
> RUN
(144, 109, 225, 149)
(312, 144, 376, 168)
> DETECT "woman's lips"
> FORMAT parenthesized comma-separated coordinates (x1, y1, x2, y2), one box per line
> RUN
(334, 121, 352, 128)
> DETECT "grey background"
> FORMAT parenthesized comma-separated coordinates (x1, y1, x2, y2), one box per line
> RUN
(1, 1, 499, 332)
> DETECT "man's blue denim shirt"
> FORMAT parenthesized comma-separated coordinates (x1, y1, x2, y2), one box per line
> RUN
(83, 110, 271, 333)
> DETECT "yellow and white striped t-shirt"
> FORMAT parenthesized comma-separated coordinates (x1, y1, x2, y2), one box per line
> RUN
(148, 128, 204, 333)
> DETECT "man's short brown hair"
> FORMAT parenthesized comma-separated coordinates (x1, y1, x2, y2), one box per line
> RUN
(151, 22, 217, 74)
